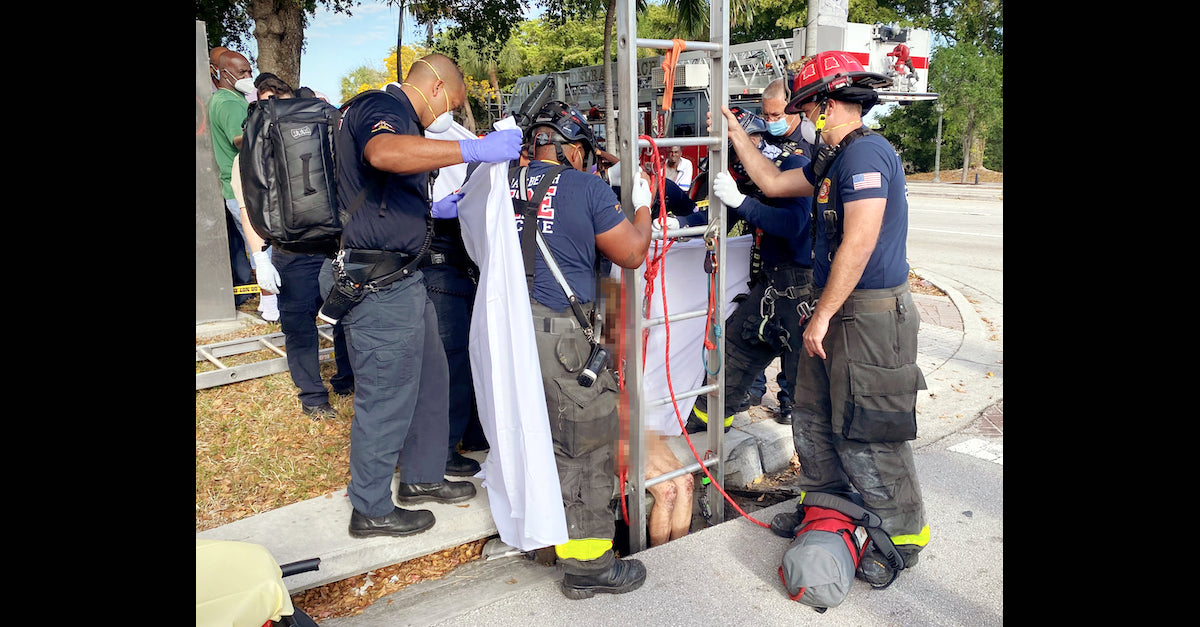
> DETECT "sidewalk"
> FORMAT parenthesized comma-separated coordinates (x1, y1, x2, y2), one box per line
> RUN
(197, 270, 1004, 625)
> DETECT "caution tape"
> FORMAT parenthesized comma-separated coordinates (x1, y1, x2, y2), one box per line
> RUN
(233, 284, 261, 295)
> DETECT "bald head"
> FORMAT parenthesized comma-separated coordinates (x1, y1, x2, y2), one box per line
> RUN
(208, 46, 230, 87)
(216, 50, 252, 92)
(401, 54, 467, 127)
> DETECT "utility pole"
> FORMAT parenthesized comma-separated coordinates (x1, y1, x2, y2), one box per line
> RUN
(933, 102, 944, 182)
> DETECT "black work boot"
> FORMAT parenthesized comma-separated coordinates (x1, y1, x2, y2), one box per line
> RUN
(445, 451, 481, 477)
(396, 480, 476, 504)
(770, 502, 805, 538)
(774, 399, 793, 425)
(348, 507, 435, 538)
(856, 546, 917, 587)
(560, 557, 647, 600)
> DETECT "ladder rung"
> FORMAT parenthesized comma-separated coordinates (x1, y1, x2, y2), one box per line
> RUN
(645, 455, 720, 489)
(637, 137, 721, 149)
(257, 338, 288, 358)
(635, 38, 723, 53)
(647, 384, 718, 408)
(644, 308, 709, 327)
(196, 346, 226, 369)
(651, 225, 709, 241)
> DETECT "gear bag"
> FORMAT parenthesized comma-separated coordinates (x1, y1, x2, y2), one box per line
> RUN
(240, 96, 345, 254)
(777, 492, 905, 612)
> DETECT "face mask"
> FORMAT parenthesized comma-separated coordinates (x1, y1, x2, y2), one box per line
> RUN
(426, 110, 454, 133)
(766, 118, 789, 137)
(233, 77, 256, 95)
(800, 116, 818, 145)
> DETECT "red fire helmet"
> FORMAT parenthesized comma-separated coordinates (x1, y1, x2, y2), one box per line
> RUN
(784, 50, 892, 114)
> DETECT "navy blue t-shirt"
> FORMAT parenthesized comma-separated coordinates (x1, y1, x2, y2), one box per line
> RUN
(812, 133, 909, 289)
(509, 161, 627, 310)
(335, 84, 431, 254)
(733, 151, 812, 267)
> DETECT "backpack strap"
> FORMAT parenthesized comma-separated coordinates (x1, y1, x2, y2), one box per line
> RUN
(801, 491, 906, 581)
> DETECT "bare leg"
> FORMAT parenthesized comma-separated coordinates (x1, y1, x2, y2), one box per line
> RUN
(645, 433, 693, 546)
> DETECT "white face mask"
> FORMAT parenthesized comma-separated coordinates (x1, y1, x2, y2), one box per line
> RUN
(426, 110, 454, 134)
(234, 77, 256, 95)
(800, 116, 818, 146)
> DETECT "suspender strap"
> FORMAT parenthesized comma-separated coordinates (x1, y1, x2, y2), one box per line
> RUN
(516, 164, 596, 341)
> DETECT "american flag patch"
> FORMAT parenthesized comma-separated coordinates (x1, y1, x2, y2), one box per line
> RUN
(852, 172, 882, 190)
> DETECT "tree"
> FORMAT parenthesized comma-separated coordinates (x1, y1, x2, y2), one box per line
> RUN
(928, 41, 1000, 180)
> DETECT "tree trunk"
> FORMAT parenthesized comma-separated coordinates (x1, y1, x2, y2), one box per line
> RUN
(248, 0, 305, 90)
(960, 107, 975, 184)
(397, 1, 406, 82)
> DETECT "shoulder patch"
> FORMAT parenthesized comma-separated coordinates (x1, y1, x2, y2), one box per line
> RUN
(370, 120, 396, 134)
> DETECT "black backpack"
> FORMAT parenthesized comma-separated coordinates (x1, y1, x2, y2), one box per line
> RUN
(240, 96, 344, 254)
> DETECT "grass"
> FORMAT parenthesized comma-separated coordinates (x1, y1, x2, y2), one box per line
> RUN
(196, 301, 355, 532)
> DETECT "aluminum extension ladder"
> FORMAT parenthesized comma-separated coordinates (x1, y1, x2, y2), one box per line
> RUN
(614, 0, 732, 554)
(195, 324, 338, 390)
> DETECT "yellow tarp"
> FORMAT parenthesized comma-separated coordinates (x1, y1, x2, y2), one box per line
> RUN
(196, 539, 295, 627)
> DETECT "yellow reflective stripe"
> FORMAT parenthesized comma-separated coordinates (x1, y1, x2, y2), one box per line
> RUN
(691, 405, 734, 427)
(555, 538, 613, 561)
(891, 525, 930, 548)
(796, 492, 930, 548)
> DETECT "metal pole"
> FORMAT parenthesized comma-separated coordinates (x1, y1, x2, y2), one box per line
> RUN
(933, 103, 943, 183)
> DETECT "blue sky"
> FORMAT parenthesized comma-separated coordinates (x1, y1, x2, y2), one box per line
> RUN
(244, 4, 423, 105)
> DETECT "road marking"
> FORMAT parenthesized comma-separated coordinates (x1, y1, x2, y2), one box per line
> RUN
(948, 437, 1003, 465)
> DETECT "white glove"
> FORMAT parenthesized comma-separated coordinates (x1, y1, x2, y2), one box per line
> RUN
(253, 251, 281, 294)
(652, 215, 681, 231)
(712, 171, 746, 209)
(632, 175, 654, 214)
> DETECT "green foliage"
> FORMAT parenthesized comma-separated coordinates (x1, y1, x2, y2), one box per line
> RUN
(875, 101, 962, 172)
(196, 0, 253, 50)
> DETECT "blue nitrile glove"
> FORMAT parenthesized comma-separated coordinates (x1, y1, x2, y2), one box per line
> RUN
(252, 251, 280, 293)
(712, 171, 746, 209)
(432, 192, 464, 219)
(459, 129, 522, 164)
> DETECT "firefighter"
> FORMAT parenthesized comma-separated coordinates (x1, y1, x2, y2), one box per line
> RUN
(717, 51, 930, 584)
(508, 100, 654, 599)
(685, 107, 813, 434)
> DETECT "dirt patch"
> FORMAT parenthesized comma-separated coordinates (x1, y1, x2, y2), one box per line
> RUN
(907, 167, 1002, 184)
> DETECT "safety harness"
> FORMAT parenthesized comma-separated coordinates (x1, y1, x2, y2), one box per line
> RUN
(809, 126, 874, 262)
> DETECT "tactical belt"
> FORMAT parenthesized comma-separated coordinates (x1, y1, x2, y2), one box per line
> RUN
(343, 248, 421, 288)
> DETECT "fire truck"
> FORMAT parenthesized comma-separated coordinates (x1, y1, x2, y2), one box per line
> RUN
(500, 22, 935, 169)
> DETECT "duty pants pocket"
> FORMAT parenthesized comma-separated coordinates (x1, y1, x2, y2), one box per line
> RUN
(550, 370, 619, 459)
(842, 362, 926, 443)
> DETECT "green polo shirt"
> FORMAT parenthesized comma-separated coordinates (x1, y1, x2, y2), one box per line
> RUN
(208, 88, 249, 199)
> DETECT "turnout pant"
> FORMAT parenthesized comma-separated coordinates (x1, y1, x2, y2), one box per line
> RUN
(530, 300, 620, 575)
(694, 263, 813, 423)
(791, 282, 930, 553)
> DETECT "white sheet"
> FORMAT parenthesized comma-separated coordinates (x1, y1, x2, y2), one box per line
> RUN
(620, 235, 754, 436)
(428, 119, 568, 551)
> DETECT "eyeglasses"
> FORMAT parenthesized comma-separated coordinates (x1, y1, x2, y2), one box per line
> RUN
(761, 110, 787, 122)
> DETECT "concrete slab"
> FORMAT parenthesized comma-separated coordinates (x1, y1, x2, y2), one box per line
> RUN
(740, 418, 795, 474)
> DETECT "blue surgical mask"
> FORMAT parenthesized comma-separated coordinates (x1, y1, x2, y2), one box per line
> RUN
(767, 118, 789, 137)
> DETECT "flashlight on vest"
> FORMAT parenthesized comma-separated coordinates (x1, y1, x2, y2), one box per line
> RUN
(577, 345, 610, 387)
